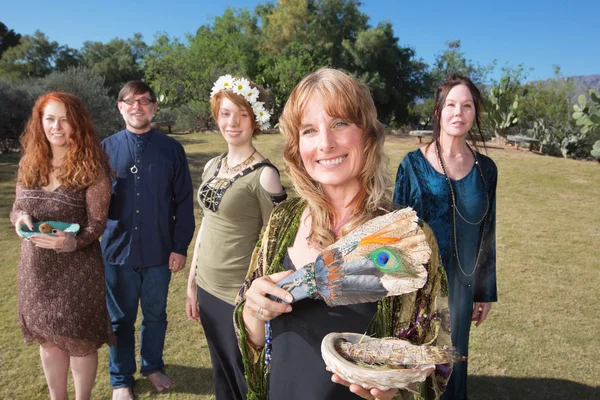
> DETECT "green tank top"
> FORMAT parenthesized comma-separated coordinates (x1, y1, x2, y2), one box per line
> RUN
(195, 155, 286, 304)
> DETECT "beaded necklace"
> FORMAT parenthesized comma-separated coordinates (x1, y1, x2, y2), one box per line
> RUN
(435, 141, 489, 278)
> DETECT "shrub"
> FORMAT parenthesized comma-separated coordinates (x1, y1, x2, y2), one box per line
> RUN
(173, 100, 215, 133)
(35, 67, 122, 137)
(0, 80, 35, 152)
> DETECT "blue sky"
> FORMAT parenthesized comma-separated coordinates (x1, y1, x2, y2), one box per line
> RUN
(2, 0, 599, 82)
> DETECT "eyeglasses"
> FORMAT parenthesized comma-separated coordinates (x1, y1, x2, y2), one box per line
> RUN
(121, 98, 154, 106)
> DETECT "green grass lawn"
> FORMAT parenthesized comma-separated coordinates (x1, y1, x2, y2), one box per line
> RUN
(1, 132, 598, 399)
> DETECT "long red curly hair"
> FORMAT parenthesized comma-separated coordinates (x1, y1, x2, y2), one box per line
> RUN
(18, 92, 111, 189)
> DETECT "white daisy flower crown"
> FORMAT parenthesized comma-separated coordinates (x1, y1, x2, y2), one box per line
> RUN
(211, 74, 271, 131)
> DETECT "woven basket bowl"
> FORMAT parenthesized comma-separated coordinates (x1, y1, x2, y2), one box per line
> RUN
(321, 332, 435, 391)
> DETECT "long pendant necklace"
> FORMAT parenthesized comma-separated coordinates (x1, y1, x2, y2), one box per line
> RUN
(221, 149, 257, 175)
(128, 136, 139, 174)
(435, 141, 489, 278)
(127, 132, 152, 174)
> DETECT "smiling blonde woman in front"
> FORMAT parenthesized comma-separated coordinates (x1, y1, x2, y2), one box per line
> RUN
(234, 68, 452, 400)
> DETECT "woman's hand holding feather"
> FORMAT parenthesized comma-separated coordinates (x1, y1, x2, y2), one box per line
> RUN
(244, 270, 295, 322)
(242, 270, 295, 348)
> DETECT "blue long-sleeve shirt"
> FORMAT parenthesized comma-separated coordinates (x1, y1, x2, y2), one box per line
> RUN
(101, 128, 195, 267)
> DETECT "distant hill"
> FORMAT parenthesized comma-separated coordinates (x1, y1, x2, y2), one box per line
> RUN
(567, 74, 600, 94)
(525, 74, 600, 101)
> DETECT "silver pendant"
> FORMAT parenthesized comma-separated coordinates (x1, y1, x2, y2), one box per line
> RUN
(130, 165, 138, 174)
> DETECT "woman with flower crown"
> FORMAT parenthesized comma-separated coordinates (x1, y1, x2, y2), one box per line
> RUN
(185, 75, 286, 399)
(393, 74, 498, 400)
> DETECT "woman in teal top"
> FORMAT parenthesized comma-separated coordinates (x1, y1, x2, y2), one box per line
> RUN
(393, 74, 497, 400)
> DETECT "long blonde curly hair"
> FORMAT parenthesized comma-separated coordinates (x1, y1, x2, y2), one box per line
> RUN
(18, 92, 111, 189)
(280, 68, 392, 248)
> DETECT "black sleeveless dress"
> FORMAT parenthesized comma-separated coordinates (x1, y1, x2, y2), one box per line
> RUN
(268, 252, 378, 400)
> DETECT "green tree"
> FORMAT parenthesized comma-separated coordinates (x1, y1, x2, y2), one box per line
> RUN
(521, 67, 573, 129)
(260, 0, 315, 53)
(257, 0, 335, 117)
(143, 34, 189, 105)
(409, 40, 494, 127)
(408, 98, 435, 127)
(146, 8, 260, 105)
(428, 40, 495, 91)
(516, 66, 592, 158)
(54, 46, 80, 72)
(144, 9, 261, 128)
(0, 67, 121, 150)
(258, 42, 329, 118)
(145, 1, 428, 127)
(342, 22, 428, 124)
(0, 22, 22, 58)
(260, 0, 367, 65)
(0, 31, 59, 78)
(0, 30, 78, 79)
(258, 0, 426, 124)
(591, 140, 600, 158)
(80, 34, 147, 97)
(307, 0, 369, 68)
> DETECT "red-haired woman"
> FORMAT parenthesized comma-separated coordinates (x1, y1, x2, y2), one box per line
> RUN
(186, 75, 286, 399)
(10, 92, 115, 399)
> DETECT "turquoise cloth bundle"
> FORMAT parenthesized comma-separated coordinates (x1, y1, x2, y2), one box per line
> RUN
(18, 221, 80, 238)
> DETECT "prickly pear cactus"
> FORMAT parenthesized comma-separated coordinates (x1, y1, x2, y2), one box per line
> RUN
(528, 118, 553, 154)
(591, 140, 600, 158)
(485, 81, 520, 143)
(573, 90, 600, 137)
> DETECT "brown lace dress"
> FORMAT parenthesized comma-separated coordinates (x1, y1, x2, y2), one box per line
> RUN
(10, 173, 115, 356)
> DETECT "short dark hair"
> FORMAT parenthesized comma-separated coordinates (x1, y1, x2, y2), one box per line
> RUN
(118, 81, 157, 103)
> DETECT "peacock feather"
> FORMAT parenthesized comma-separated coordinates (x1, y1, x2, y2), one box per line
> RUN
(276, 207, 431, 306)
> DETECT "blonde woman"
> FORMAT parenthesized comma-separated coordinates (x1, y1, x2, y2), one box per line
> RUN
(186, 75, 286, 399)
(234, 68, 452, 400)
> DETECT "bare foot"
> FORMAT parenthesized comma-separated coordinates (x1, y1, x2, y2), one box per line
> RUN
(112, 387, 134, 400)
(147, 371, 173, 392)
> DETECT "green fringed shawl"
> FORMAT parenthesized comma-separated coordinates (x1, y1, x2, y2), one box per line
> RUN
(233, 197, 452, 400)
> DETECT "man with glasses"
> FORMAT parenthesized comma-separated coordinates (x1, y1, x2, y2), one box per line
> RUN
(101, 81, 195, 400)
